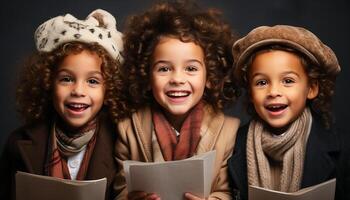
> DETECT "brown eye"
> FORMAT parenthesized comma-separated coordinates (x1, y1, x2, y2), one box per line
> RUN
(157, 66, 171, 72)
(88, 79, 99, 84)
(256, 79, 267, 86)
(186, 65, 198, 72)
(59, 76, 74, 83)
(283, 78, 295, 84)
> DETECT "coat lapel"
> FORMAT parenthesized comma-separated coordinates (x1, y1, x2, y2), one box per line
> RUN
(301, 119, 339, 187)
(228, 125, 248, 200)
(195, 105, 224, 154)
(86, 115, 117, 180)
(132, 107, 153, 161)
(17, 123, 50, 174)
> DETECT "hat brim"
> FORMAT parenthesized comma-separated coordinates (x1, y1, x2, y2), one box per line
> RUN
(235, 38, 320, 69)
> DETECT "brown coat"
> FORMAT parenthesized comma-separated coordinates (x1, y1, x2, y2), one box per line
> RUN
(114, 105, 239, 200)
(0, 112, 118, 200)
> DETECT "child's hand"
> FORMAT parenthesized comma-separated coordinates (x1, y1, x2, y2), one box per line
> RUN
(128, 191, 161, 200)
(184, 192, 206, 200)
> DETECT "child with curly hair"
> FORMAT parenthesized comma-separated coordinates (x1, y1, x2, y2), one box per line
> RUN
(114, 1, 240, 200)
(0, 9, 124, 200)
(228, 25, 350, 200)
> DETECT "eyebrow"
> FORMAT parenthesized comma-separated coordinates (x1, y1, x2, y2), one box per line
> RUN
(152, 60, 171, 67)
(186, 59, 204, 65)
(152, 59, 204, 67)
(56, 68, 103, 76)
(251, 71, 300, 79)
(281, 71, 300, 77)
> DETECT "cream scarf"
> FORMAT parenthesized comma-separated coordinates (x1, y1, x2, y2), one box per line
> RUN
(246, 108, 312, 192)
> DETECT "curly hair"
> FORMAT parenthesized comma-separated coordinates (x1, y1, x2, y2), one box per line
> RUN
(16, 41, 125, 124)
(238, 45, 336, 129)
(121, 1, 239, 114)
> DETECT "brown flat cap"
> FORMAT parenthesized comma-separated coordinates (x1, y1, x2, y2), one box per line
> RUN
(233, 25, 340, 83)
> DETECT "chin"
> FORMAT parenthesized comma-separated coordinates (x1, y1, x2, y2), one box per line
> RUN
(264, 119, 290, 129)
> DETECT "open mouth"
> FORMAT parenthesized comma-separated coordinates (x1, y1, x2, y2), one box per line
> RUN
(166, 91, 190, 98)
(66, 103, 89, 112)
(265, 104, 288, 112)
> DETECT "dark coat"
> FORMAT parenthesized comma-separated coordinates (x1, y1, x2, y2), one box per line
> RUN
(228, 118, 350, 200)
(0, 112, 118, 200)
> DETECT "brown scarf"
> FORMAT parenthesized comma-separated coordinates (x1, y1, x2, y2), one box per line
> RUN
(246, 108, 312, 192)
(152, 102, 204, 161)
(45, 119, 98, 180)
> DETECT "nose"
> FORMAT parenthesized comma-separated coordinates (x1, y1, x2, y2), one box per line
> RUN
(267, 83, 282, 98)
(71, 82, 86, 97)
(169, 70, 186, 85)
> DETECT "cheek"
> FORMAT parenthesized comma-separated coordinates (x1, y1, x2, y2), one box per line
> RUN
(194, 74, 207, 91)
(93, 89, 106, 103)
(53, 86, 65, 103)
(249, 88, 261, 104)
(150, 77, 165, 93)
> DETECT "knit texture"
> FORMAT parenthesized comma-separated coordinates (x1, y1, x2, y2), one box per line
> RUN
(246, 108, 312, 192)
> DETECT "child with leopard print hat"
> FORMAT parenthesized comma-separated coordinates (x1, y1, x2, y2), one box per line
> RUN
(0, 9, 124, 200)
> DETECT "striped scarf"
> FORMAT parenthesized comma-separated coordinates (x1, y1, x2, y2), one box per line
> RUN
(45, 118, 98, 180)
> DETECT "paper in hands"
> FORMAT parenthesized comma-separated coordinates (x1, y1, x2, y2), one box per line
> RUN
(249, 178, 336, 200)
(123, 150, 216, 200)
(16, 171, 107, 200)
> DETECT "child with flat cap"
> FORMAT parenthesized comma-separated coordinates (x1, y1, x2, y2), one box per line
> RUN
(227, 25, 350, 200)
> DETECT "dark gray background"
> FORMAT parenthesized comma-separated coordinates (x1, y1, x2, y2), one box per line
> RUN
(1, 0, 349, 152)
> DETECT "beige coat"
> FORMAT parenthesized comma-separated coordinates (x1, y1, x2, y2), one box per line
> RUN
(114, 105, 239, 200)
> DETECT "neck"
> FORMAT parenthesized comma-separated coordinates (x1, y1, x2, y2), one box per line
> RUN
(56, 116, 97, 136)
(264, 122, 291, 136)
(164, 112, 188, 132)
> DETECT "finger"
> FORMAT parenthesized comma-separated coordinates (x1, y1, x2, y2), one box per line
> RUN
(128, 191, 148, 200)
(184, 192, 203, 200)
(146, 193, 161, 200)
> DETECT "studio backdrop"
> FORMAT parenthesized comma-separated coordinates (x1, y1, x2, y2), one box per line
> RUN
(1, 0, 349, 152)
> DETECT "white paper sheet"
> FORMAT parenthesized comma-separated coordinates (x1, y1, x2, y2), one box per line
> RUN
(249, 178, 336, 200)
(123, 150, 216, 200)
(16, 171, 107, 200)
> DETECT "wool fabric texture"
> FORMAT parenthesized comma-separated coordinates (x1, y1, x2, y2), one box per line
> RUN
(232, 25, 340, 84)
(34, 9, 123, 61)
(152, 102, 204, 161)
(45, 121, 98, 180)
(246, 108, 312, 192)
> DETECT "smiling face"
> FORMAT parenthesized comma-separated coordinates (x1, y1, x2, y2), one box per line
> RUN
(248, 50, 318, 129)
(150, 37, 207, 124)
(53, 50, 105, 129)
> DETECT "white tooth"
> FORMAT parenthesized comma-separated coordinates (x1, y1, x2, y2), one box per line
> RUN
(71, 104, 86, 108)
(168, 91, 188, 97)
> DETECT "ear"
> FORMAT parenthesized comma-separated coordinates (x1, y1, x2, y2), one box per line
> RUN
(205, 80, 211, 89)
(307, 81, 319, 100)
(103, 99, 108, 105)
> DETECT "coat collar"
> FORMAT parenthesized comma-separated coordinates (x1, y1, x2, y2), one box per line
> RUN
(132, 106, 153, 161)
(17, 123, 50, 174)
(301, 119, 340, 187)
(85, 114, 117, 180)
(131, 105, 226, 161)
(228, 124, 248, 200)
(17, 113, 117, 180)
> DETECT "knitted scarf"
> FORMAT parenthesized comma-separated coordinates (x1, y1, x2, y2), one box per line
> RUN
(152, 102, 204, 161)
(246, 108, 312, 192)
(45, 118, 98, 180)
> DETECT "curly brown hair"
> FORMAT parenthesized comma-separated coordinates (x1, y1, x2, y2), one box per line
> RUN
(16, 41, 125, 124)
(238, 45, 336, 129)
(121, 1, 239, 114)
